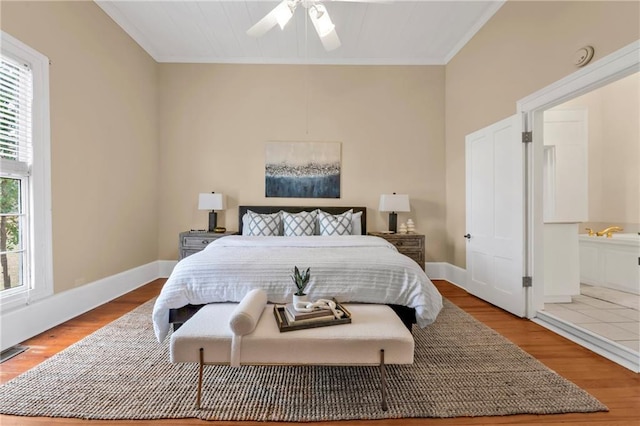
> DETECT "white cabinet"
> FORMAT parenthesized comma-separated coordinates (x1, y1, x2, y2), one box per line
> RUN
(579, 234, 640, 295)
(544, 223, 580, 303)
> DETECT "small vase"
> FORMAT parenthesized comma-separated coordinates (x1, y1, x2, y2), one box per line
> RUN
(292, 294, 309, 308)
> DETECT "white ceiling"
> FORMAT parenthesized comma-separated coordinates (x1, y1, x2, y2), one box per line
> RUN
(95, 0, 504, 65)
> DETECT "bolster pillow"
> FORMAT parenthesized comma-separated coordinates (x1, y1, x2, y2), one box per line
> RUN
(229, 289, 268, 335)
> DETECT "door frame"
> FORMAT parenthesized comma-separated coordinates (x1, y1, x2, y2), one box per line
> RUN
(517, 40, 640, 317)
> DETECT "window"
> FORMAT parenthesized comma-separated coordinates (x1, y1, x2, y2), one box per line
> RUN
(1, 32, 52, 310)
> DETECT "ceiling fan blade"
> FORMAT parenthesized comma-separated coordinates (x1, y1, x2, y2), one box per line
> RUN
(246, 1, 285, 38)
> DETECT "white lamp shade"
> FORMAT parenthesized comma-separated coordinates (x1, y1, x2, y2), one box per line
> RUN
(198, 193, 226, 211)
(379, 194, 410, 213)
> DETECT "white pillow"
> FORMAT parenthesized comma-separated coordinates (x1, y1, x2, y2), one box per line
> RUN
(229, 288, 268, 335)
(318, 210, 353, 236)
(351, 210, 363, 235)
(282, 210, 317, 236)
(242, 211, 282, 236)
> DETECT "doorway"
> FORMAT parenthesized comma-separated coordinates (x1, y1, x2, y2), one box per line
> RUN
(518, 41, 640, 372)
(538, 73, 639, 364)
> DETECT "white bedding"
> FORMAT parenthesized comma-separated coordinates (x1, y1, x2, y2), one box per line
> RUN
(153, 235, 443, 342)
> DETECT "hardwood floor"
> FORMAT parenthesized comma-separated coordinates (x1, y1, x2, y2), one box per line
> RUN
(1, 279, 638, 426)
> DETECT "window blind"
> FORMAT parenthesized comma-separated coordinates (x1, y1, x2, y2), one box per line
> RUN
(0, 53, 32, 172)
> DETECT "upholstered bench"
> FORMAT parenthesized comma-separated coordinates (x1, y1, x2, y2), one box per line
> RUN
(170, 289, 414, 411)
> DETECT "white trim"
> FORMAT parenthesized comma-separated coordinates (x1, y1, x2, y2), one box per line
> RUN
(94, 0, 160, 61)
(444, 1, 505, 64)
(426, 262, 467, 290)
(426, 262, 640, 372)
(517, 39, 640, 318)
(518, 40, 640, 113)
(5, 259, 637, 375)
(0, 261, 161, 352)
(0, 31, 53, 311)
(158, 260, 178, 278)
(534, 311, 640, 373)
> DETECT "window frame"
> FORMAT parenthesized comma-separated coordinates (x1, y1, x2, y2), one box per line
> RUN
(1, 31, 53, 311)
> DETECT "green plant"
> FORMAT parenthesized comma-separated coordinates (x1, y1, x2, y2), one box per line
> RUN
(291, 266, 311, 296)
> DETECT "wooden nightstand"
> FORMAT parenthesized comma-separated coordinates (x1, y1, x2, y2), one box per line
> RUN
(368, 232, 425, 270)
(178, 230, 237, 260)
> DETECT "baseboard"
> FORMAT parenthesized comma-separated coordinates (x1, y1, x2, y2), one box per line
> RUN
(158, 260, 178, 278)
(426, 262, 467, 289)
(0, 260, 457, 352)
(0, 261, 164, 352)
(534, 311, 640, 373)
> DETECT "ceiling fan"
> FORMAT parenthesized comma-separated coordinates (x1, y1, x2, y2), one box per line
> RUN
(247, 0, 362, 52)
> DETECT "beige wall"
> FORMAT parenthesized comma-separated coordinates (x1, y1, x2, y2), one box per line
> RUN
(598, 72, 640, 227)
(1, 1, 159, 293)
(157, 64, 447, 260)
(3, 0, 638, 293)
(445, 1, 640, 267)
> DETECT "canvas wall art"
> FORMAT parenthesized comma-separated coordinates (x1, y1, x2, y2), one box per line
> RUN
(265, 141, 341, 198)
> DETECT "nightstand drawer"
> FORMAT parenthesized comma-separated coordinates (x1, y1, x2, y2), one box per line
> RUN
(182, 236, 217, 249)
(402, 251, 424, 266)
(178, 231, 237, 260)
(388, 238, 422, 249)
(180, 249, 202, 259)
(368, 232, 425, 271)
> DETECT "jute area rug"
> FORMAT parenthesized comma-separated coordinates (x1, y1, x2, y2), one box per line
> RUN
(0, 298, 607, 422)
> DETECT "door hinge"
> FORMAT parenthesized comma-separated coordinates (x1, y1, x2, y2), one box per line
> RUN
(522, 131, 532, 143)
(522, 276, 532, 288)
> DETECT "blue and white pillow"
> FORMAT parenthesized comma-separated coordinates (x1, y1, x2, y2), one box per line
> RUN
(243, 211, 282, 236)
(282, 210, 317, 236)
(318, 210, 353, 236)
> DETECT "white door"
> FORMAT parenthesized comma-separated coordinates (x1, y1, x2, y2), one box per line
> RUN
(465, 114, 526, 317)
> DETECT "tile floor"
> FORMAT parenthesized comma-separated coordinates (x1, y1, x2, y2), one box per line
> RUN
(543, 285, 640, 352)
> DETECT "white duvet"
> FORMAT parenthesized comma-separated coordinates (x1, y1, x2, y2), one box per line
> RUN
(152, 235, 443, 341)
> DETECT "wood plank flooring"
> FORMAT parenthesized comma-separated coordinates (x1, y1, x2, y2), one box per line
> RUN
(1, 279, 638, 426)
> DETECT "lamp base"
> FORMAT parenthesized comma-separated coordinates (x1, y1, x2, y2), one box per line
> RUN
(208, 211, 217, 233)
(388, 212, 398, 233)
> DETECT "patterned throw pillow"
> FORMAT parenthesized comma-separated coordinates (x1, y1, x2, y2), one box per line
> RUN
(282, 210, 317, 236)
(243, 211, 282, 236)
(318, 210, 353, 236)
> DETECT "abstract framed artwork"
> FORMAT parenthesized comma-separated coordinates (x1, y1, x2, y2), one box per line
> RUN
(265, 141, 341, 198)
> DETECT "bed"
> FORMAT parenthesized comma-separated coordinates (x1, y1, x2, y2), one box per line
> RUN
(153, 206, 443, 342)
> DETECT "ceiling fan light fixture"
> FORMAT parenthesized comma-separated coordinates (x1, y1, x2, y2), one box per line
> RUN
(318, 28, 341, 51)
(275, 0, 295, 29)
(309, 4, 335, 38)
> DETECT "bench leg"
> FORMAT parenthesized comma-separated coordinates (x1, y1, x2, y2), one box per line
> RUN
(379, 349, 388, 411)
(197, 348, 204, 409)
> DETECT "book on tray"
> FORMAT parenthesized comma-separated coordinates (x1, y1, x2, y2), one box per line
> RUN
(284, 303, 334, 322)
(273, 300, 352, 332)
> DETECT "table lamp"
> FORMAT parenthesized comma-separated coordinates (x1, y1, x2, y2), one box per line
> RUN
(198, 192, 226, 232)
(378, 193, 410, 233)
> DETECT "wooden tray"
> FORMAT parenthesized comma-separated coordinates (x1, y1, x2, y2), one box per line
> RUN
(273, 301, 352, 332)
